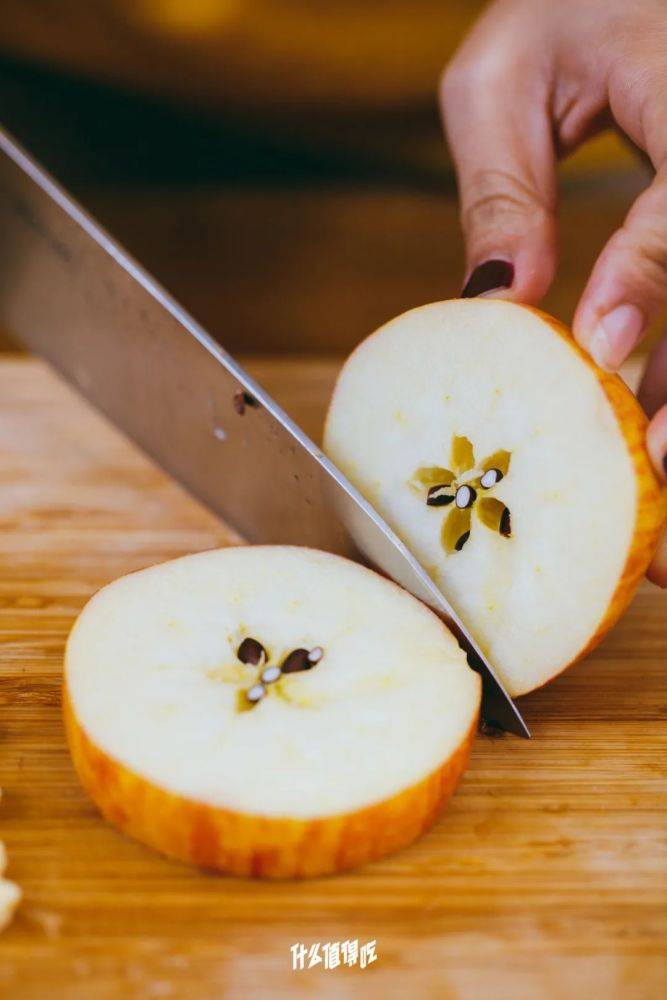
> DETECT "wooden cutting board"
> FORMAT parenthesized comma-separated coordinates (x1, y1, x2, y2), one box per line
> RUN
(1, 355, 665, 1000)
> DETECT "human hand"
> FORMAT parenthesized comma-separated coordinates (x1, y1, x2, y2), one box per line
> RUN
(440, 0, 667, 584)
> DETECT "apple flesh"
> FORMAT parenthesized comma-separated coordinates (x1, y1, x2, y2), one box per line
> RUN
(0, 792, 21, 932)
(0, 872, 20, 933)
(324, 299, 667, 697)
(65, 546, 481, 878)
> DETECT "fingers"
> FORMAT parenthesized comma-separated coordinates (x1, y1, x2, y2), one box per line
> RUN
(440, 38, 559, 303)
(573, 166, 667, 370)
(646, 404, 667, 587)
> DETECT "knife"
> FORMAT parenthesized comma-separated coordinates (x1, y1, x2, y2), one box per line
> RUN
(0, 125, 529, 737)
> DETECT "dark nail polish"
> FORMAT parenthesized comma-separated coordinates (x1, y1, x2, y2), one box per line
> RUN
(462, 259, 514, 298)
(663, 454, 667, 479)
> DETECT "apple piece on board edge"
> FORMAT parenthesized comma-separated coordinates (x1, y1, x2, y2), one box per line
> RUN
(0, 791, 21, 932)
(324, 298, 667, 698)
(64, 546, 481, 878)
(0, 863, 20, 933)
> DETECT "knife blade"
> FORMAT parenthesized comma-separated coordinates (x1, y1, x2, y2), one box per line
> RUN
(0, 125, 529, 737)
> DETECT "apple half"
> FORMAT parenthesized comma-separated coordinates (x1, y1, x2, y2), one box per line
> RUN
(324, 299, 667, 697)
(64, 546, 480, 878)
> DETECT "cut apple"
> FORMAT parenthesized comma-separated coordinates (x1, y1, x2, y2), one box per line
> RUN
(0, 791, 21, 932)
(64, 546, 480, 878)
(324, 299, 667, 697)
(0, 868, 21, 933)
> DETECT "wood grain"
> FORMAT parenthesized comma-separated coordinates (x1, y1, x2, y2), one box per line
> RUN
(0, 356, 666, 1000)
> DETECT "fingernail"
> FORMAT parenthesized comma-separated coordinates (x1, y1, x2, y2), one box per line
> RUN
(462, 259, 514, 298)
(663, 453, 667, 480)
(587, 303, 644, 371)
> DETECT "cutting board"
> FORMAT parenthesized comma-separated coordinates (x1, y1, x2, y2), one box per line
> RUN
(1, 355, 665, 1000)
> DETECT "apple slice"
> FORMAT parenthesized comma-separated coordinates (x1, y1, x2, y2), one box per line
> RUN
(0, 791, 21, 932)
(324, 299, 667, 697)
(64, 546, 480, 878)
(0, 869, 21, 933)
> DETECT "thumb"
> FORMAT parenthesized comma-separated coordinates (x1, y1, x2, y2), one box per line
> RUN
(440, 58, 558, 303)
(573, 166, 667, 370)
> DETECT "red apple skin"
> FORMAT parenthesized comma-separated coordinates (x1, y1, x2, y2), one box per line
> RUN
(63, 686, 479, 879)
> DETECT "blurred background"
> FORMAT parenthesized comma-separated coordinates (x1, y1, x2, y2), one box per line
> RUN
(0, 0, 657, 356)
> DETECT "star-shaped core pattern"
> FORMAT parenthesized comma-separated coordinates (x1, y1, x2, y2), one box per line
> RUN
(413, 436, 512, 553)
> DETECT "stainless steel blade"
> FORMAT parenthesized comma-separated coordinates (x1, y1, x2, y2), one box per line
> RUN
(0, 125, 529, 737)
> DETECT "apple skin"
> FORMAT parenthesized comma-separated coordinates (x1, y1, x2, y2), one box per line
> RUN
(63, 689, 478, 879)
(520, 307, 667, 690)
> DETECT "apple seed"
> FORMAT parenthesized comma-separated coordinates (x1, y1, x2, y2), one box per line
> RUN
(281, 648, 313, 673)
(455, 485, 476, 509)
(455, 531, 470, 551)
(260, 665, 282, 684)
(480, 468, 503, 489)
(237, 637, 267, 666)
(500, 507, 512, 537)
(427, 485, 455, 507)
(245, 683, 266, 703)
